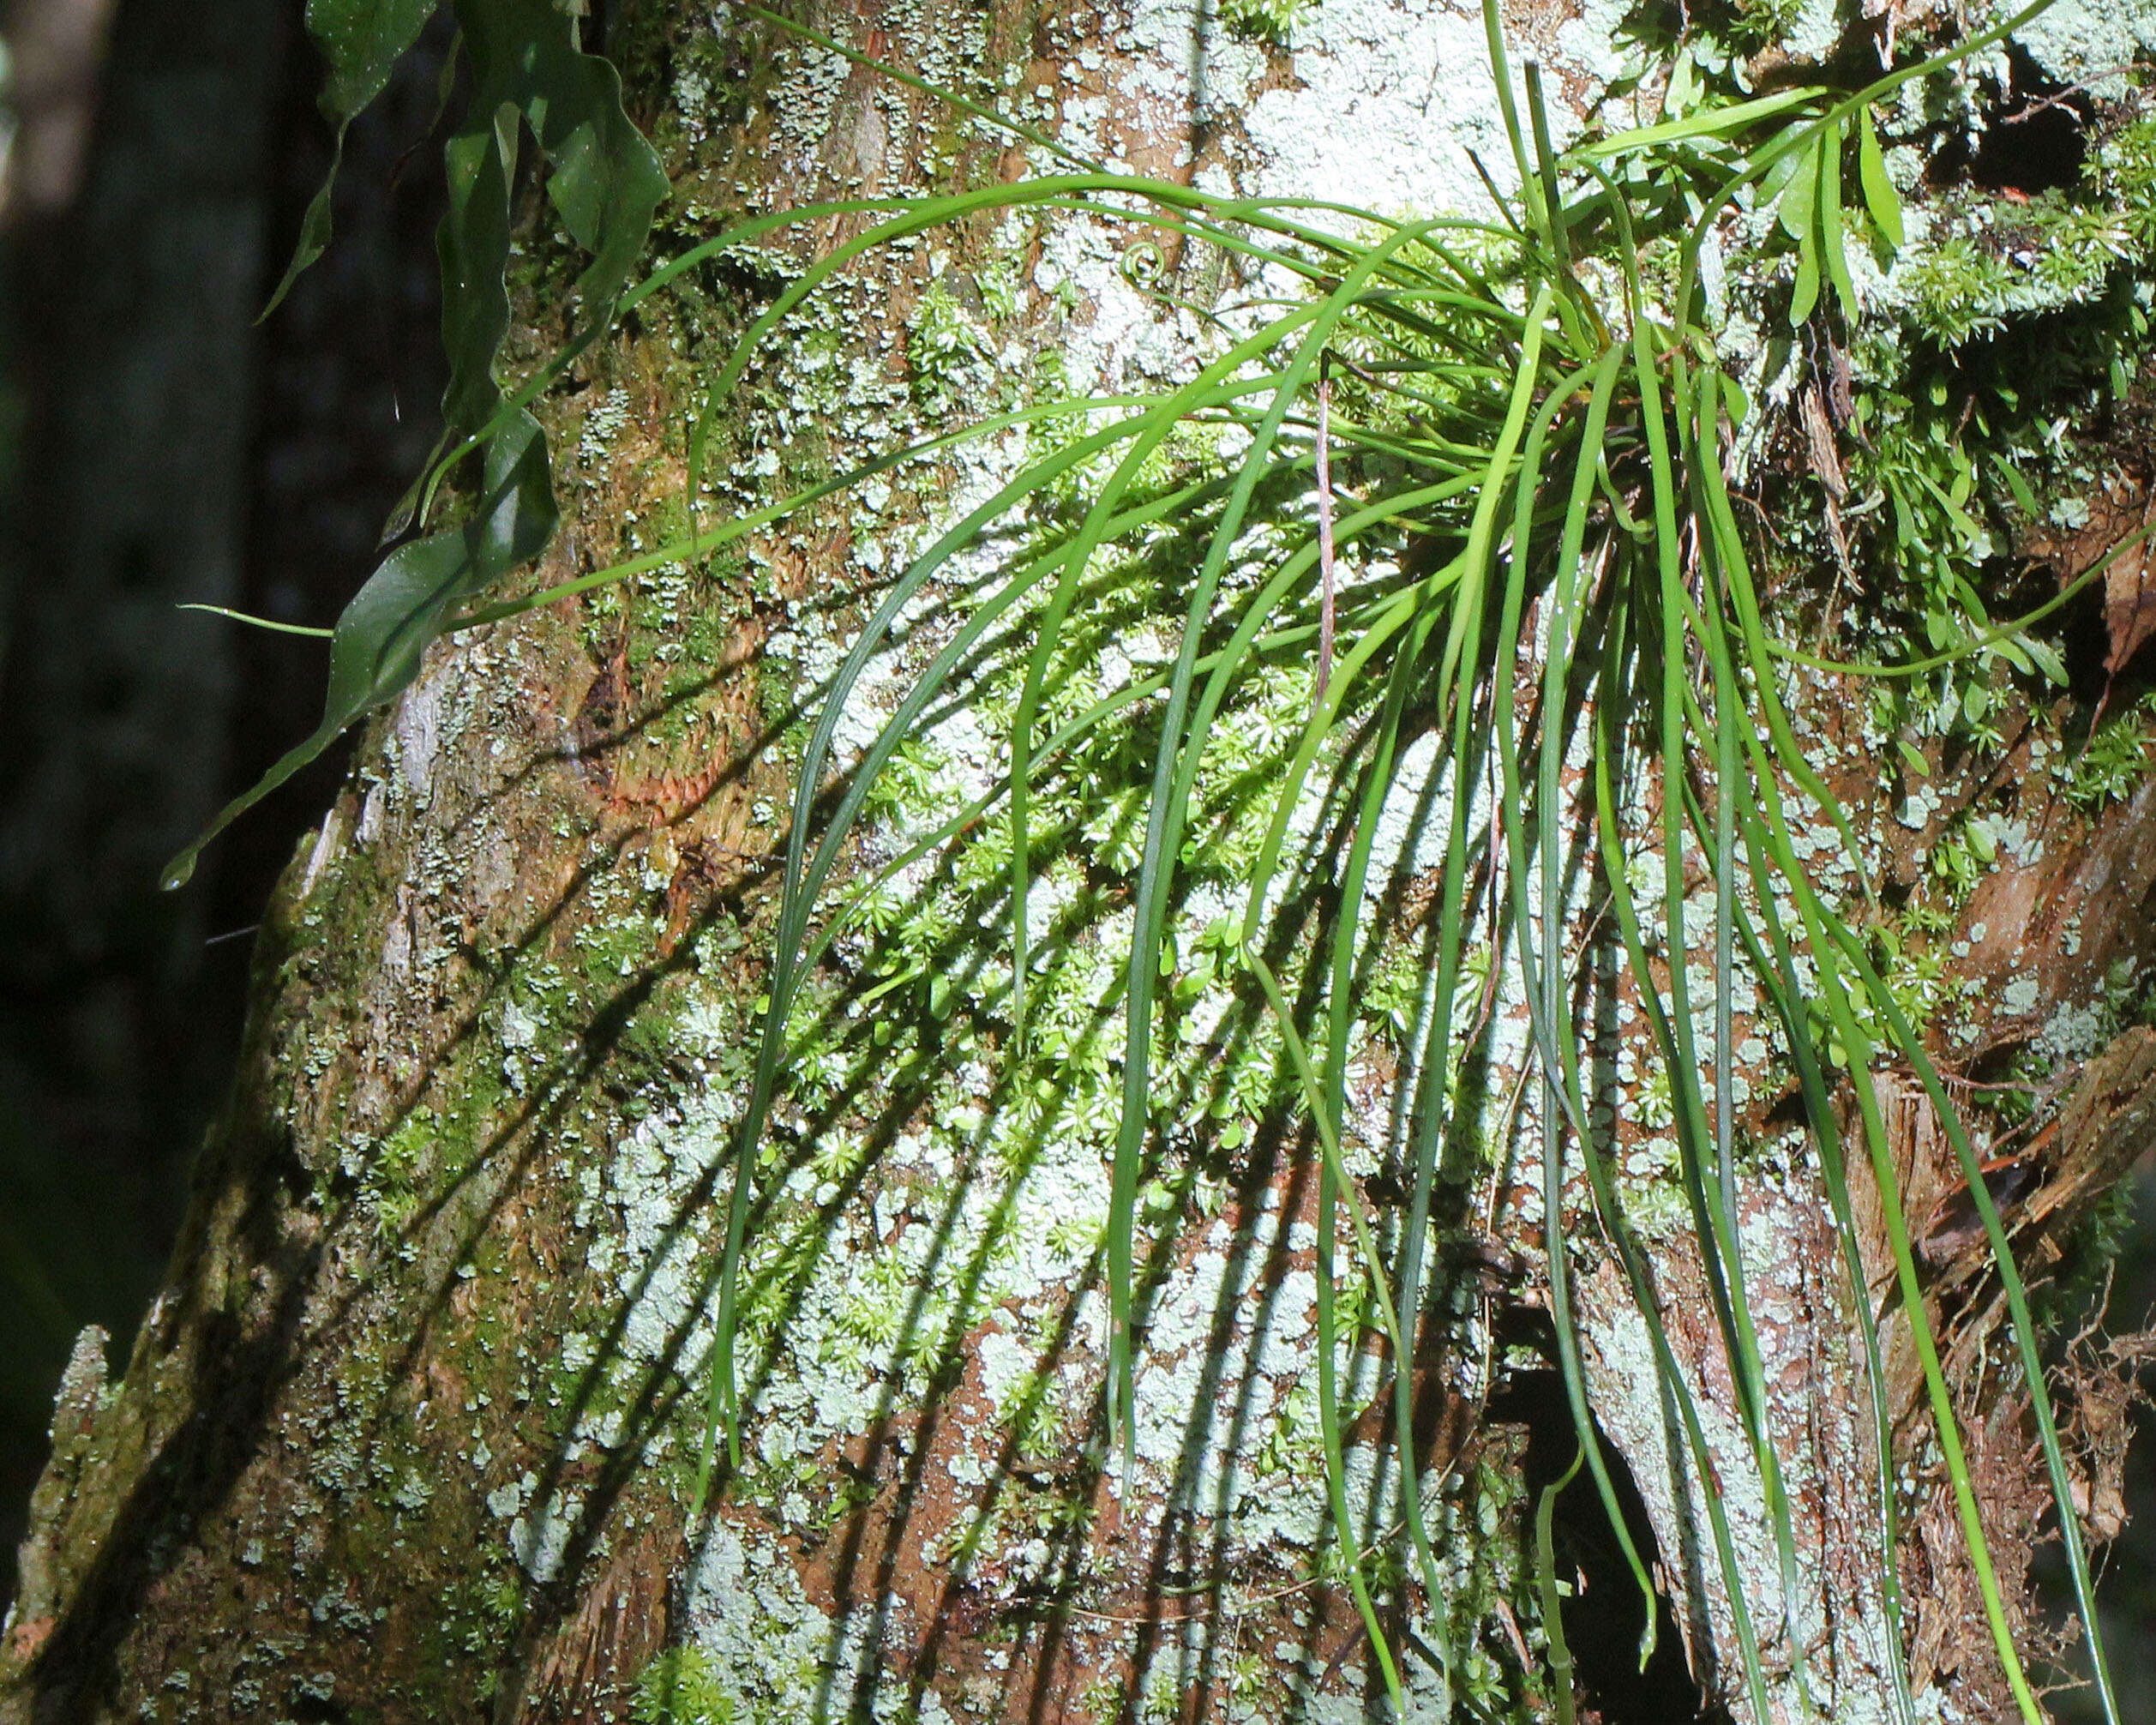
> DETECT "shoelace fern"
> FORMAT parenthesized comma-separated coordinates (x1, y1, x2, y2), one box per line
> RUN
(663, 5, 2111, 1714)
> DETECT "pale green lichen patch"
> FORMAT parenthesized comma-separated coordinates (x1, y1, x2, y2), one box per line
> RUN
(677, 1520, 961, 1725)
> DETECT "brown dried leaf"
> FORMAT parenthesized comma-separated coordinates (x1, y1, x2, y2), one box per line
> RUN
(1907, 1393, 2049, 1710)
(2104, 496, 2156, 677)
(1827, 338, 1857, 432)
(2068, 1357, 2135, 1543)
(1800, 383, 1847, 502)
(2051, 1025, 2156, 1216)
(1933, 1029, 2156, 1387)
(514, 1532, 671, 1724)
(2023, 473, 2156, 682)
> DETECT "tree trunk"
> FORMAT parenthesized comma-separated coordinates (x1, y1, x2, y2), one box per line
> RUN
(5, 3, 2156, 1722)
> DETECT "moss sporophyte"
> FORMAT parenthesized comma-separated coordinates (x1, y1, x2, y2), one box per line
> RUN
(153, 0, 2156, 1717)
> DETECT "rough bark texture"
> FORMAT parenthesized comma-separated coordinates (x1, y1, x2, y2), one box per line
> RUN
(4, 2, 2156, 1722)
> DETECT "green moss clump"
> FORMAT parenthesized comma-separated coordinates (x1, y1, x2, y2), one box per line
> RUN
(633, 1648, 738, 1724)
(2057, 693, 2156, 812)
(2092, 110, 2156, 257)
(1215, 0, 1312, 46)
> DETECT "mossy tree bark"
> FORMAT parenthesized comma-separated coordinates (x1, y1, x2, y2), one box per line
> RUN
(5, 2, 2156, 1722)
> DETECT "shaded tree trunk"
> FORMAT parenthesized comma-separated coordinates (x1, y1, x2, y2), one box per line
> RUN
(4, 3, 2156, 1722)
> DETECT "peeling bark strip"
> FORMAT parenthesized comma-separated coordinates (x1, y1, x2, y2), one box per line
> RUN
(9, 2, 2156, 1723)
(1919, 1027, 2156, 1290)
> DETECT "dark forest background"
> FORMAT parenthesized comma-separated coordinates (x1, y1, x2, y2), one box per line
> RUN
(0, 2, 2153, 1709)
(0, 0, 450, 1589)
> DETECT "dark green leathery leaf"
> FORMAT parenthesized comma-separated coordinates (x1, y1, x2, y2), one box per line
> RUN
(168, 0, 664, 889)
(162, 410, 555, 891)
(261, 0, 444, 321)
(1858, 108, 1904, 250)
(437, 104, 519, 445)
(442, 0, 669, 436)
